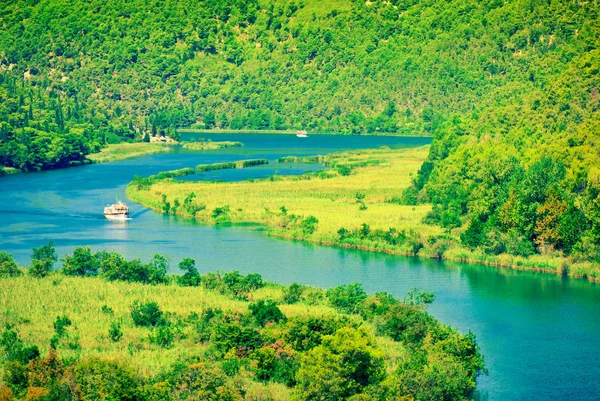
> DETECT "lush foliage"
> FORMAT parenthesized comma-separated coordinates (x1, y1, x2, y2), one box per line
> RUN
(0, 248, 484, 400)
(128, 146, 600, 278)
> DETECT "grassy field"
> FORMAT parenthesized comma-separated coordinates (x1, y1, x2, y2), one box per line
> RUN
(128, 146, 442, 243)
(0, 275, 333, 377)
(86, 143, 173, 163)
(127, 145, 600, 280)
(0, 264, 484, 400)
(181, 140, 243, 150)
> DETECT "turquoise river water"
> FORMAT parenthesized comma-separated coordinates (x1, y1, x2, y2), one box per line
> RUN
(0, 134, 599, 400)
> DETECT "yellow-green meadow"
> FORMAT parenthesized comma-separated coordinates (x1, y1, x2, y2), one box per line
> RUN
(127, 146, 600, 280)
(86, 143, 172, 164)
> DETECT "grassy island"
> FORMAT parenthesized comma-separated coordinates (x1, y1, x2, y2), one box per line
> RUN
(0, 247, 484, 401)
(182, 140, 243, 150)
(127, 146, 600, 281)
(86, 143, 173, 164)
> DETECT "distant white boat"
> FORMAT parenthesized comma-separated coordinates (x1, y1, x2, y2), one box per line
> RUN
(296, 130, 308, 138)
(104, 200, 130, 220)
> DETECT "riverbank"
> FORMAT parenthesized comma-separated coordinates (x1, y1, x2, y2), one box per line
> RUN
(0, 166, 22, 176)
(127, 146, 600, 282)
(178, 128, 433, 137)
(86, 142, 173, 164)
(182, 140, 243, 150)
(0, 248, 483, 400)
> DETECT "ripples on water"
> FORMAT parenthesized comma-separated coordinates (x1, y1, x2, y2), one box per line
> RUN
(1, 134, 599, 400)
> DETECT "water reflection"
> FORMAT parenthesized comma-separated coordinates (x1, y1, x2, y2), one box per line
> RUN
(1, 134, 599, 399)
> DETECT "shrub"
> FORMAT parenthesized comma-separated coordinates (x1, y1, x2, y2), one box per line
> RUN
(337, 164, 352, 176)
(149, 325, 174, 348)
(283, 282, 304, 304)
(249, 300, 286, 326)
(212, 323, 263, 357)
(101, 305, 114, 315)
(74, 358, 143, 401)
(53, 316, 72, 337)
(242, 159, 268, 167)
(99, 252, 168, 285)
(326, 283, 367, 314)
(61, 246, 98, 276)
(130, 301, 163, 327)
(109, 322, 123, 342)
(360, 292, 398, 319)
(301, 216, 319, 235)
(212, 205, 231, 220)
(29, 242, 57, 278)
(284, 316, 341, 352)
(338, 227, 351, 241)
(379, 304, 435, 346)
(0, 326, 40, 364)
(220, 270, 264, 297)
(0, 251, 22, 278)
(294, 327, 384, 401)
(178, 258, 201, 286)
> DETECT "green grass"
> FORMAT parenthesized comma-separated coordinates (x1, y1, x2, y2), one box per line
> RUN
(0, 275, 338, 376)
(0, 166, 21, 176)
(127, 145, 600, 281)
(181, 140, 243, 150)
(128, 146, 440, 245)
(0, 267, 484, 400)
(87, 143, 173, 164)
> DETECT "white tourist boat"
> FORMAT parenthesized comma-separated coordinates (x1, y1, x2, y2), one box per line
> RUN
(104, 200, 130, 220)
(296, 130, 308, 138)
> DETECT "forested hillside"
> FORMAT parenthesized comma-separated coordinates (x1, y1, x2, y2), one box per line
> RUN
(1, 0, 595, 169)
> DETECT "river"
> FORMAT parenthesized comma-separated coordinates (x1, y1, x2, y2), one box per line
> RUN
(0, 134, 599, 400)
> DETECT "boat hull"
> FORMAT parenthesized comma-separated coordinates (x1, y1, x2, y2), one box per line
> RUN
(104, 213, 130, 221)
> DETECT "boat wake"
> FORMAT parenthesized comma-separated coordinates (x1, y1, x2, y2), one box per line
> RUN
(0, 208, 106, 220)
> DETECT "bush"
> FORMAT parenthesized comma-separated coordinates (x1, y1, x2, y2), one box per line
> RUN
(326, 283, 367, 314)
(284, 316, 341, 352)
(109, 322, 123, 342)
(379, 304, 435, 347)
(149, 325, 174, 348)
(178, 258, 201, 286)
(74, 358, 144, 401)
(212, 323, 263, 357)
(0, 251, 22, 278)
(283, 282, 304, 304)
(242, 158, 268, 167)
(61, 246, 98, 276)
(249, 300, 286, 326)
(294, 327, 384, 401)
(130, 301, 163, 327)
(301, 216, 319, 235)
(99, 252, 168, 285)
(29, 242, 57, 278)
(53, 315, 72, 337)
(0, 326, 40, 364)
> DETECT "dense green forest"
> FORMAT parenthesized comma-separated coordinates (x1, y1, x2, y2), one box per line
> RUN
(0, 247, 484, 400)
(0, 0, 598, 266)
(0, 0, 595, 170)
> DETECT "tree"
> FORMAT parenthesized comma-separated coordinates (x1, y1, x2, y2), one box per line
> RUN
(130, 301, 163, 327)
(61, 246, 98, 276)
(326, 283, 367, 314)
(29, 242, 57, 278)
(249, 300, 286, 326)
(0, 251, 22, 278)
(294, 327, 384, 401)
(178, 257, 200, 286)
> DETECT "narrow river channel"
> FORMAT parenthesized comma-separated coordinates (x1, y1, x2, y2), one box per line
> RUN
(1, 134, 598, 400)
